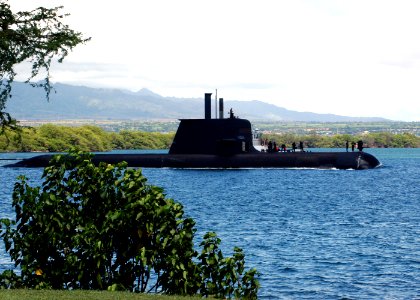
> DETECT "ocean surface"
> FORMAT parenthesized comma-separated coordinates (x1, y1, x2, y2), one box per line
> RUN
(0, 148, 419, 299)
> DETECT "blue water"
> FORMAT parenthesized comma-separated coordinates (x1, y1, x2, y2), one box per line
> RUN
(0, 149, 419, 299)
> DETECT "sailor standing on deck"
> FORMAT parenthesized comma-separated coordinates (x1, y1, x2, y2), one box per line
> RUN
(357, 140, 364, 152)
(299, 141, 304, 152)
(268, 141, 273, 152)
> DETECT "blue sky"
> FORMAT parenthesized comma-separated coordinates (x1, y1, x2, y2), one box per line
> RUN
(9, 0, 420, 121)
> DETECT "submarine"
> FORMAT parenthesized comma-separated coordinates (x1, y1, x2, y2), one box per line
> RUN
(6, 93, 380, 170)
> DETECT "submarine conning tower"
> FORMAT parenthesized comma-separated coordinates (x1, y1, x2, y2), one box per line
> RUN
(169, 93, 259, 155)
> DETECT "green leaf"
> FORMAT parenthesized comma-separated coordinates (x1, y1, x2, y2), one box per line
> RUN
(2, 150, 259, 295)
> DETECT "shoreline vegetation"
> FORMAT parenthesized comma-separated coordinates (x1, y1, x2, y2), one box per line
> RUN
(0, 124, 419, 153)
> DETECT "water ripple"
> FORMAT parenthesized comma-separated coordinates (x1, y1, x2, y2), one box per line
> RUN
(0, 149, 419, 299)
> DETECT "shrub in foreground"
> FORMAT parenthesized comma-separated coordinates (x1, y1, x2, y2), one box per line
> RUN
(0, 151, 259, 298)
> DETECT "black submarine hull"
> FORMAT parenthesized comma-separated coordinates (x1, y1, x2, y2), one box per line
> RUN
(6, 151, 380, 170)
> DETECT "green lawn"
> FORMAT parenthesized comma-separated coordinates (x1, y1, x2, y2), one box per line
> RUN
(0, 290, 199, 300)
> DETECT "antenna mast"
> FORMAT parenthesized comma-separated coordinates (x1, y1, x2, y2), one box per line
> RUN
(215, 89, 218, 119)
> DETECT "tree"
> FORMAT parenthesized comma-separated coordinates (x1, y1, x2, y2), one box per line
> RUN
(0, 150, 259, 297)
(0, 0, 89, 131)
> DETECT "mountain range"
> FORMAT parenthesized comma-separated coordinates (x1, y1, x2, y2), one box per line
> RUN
(5, 82, 389, 122)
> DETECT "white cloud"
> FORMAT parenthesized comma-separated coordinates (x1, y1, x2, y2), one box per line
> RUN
(7, 0, 420, 121)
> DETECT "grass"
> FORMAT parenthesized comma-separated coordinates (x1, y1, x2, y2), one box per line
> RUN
(0, 290, 199, 300)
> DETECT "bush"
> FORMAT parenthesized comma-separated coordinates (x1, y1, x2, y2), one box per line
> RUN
(0, 150, 259, 298)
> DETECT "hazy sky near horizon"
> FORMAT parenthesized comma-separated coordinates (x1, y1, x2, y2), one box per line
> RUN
(8, 0, 420, 121)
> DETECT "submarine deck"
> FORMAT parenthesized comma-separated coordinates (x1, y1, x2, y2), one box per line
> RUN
(5, 151, 380, 170)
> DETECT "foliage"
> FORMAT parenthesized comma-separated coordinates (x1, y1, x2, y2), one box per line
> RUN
(0, 270, 22, 289)
(0, 1, 89, 129)
(109, 130, 173, 150)
(0, 125, 174, 152)
(1, 123, 418, 152)
(263, 132, 420, 149)
(198, 233, 259, 299)
(0, 150, 259, 298)
(254, 121, 420, 136)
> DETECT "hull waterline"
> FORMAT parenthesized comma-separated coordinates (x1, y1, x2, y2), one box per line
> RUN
(5, 151, 380, 170)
